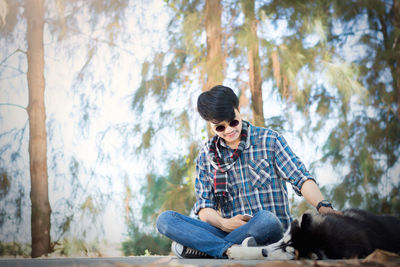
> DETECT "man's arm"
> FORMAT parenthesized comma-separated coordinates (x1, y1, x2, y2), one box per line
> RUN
(272, 133, 340, 214)
(198, 208, 247, 232)
(300, 179, 340, 214)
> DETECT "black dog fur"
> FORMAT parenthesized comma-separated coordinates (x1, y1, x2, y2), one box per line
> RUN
(280, 209, 400, 259)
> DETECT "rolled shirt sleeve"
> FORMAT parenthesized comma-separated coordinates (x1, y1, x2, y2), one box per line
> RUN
(193, 151, 216, 215)
(273, 133, 316, 195)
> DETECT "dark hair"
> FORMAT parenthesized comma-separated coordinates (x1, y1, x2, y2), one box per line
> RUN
(197, 85, 239, 123)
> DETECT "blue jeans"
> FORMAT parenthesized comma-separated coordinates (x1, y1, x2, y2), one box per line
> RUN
(156, 210, 284, 258)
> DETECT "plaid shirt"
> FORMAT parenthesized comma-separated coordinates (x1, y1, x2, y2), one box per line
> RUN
(193, 122, 315, 229)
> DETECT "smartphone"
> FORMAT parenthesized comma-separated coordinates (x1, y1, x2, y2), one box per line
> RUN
(243, 214, 253, 221)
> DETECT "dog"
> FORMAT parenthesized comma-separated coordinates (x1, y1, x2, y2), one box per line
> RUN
(227, 209, 400, 260)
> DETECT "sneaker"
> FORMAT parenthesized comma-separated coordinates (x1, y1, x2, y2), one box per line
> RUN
(241, 236, 258, 247)
(171, 241, 212, 258)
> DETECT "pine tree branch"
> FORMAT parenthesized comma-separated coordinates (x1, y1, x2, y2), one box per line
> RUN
(329, 28, 372, 41)
(0, 49, 26, 66)
(69, 28, 142, 58)
(0, 103, 26, 110)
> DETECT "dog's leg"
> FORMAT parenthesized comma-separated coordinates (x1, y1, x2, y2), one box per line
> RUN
(227, 223, 298, 260)
(226, 245, 265, 260)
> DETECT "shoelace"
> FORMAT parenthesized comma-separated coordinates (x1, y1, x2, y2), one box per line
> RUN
(184, 247, 208, 257)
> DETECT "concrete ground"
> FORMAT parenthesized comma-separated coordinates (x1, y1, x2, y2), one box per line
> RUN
(0, 256, 398, 267)
(0, 250, 399, 267)
(1, 256, 263, 267)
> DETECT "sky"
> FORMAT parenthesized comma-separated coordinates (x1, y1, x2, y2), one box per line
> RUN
(0, 0, 172, 243)
(1, 0, 398, 246)
(0, 0, 343, 244)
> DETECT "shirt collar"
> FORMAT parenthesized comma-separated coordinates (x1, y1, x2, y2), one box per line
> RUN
(245, 121, 251, 149)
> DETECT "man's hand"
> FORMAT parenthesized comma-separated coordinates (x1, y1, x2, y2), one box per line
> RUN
(198, 208, 250, 232)
(318, 206, 343, 215)
(300, 180, 343, 216)
(220, 215, 248, 232)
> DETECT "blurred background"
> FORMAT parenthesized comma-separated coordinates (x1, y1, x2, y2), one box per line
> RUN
(0, 0, 399, 258)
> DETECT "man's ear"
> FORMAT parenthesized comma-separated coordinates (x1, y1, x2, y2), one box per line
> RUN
(300, 213, 313, 230)
(289, 219, 300, 235)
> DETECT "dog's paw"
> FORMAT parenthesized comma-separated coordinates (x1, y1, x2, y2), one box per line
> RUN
(226, 246, 265, 260)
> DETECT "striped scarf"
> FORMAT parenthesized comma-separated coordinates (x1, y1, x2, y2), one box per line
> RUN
(208, 120, 248, 212)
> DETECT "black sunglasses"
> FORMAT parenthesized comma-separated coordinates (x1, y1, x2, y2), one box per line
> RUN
(214, 119, 240, 132)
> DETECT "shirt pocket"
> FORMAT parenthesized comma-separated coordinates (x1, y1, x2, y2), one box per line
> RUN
(248, 159, 272, 189)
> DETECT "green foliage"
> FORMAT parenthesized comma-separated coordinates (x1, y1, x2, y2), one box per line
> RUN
(138, 126, 156, 151)
(130, 1, 400, 226)
(132, 50, 186, 113)
(141, 173, 167, 224)
(128, 3, 208, 247)
(0, 241, 31, 257)
(0, 0, 18, 37)
(141, 143, 199, 223)
(0, 170, 10, 199)
(289, 197, 312, 218)
(1, 0, 143, 254)
(265, 116, 288, 133)
(257, 0, 400, 215)
(177, 111, 191, 139)
(121, 221, 171, 256)
(182, 11, 203, 55)
(237, 0, 258, 49)
(122, 141, 199, 256)
(80, 196, 101, 215)
(53, 238, 101, 257)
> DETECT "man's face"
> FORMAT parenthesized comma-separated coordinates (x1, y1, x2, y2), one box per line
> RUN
(210, 109, 242, 145)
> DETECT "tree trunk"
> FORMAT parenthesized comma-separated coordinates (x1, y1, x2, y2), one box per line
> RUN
(393, 0, 400, 120)
(242, 0, 265, 127)
(204, 0, 224, 137)
(25, 0, 51, 257)
(204, 0, 224, 91)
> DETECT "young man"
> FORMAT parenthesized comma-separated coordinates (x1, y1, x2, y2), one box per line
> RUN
(157, 85, 336, 259)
